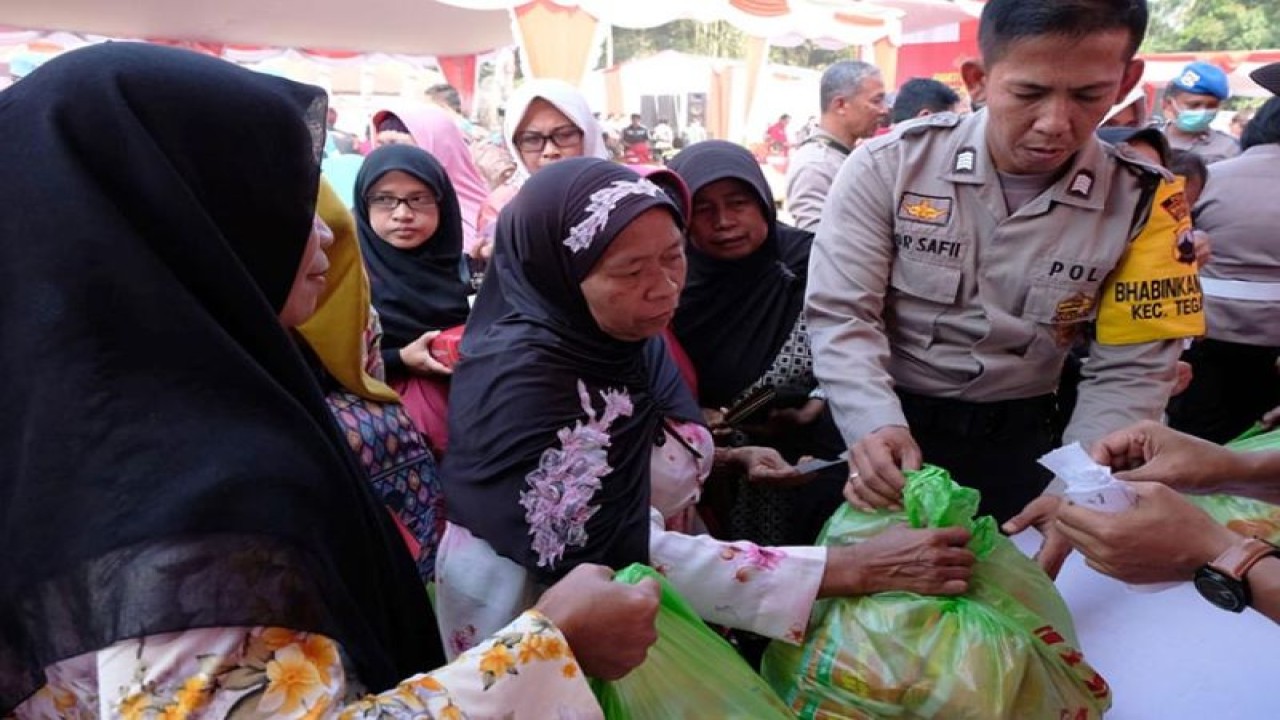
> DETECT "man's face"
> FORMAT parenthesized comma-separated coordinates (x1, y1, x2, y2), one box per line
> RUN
(964, 29, 1142, 175)
(1163, 91, 1222, 116)
(836, 76, 889, 140)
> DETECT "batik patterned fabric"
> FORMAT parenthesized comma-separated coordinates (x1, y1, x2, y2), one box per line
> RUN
(729, 312, 816, 408)
(728, 312, 818, 547)
(327, 390, 445, 582)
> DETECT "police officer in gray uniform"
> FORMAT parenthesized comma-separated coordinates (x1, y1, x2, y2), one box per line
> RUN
(807, 0, 1183, 523)
(1167, 81, 1280, 442)
(786, 61, 888, 231)
(1160, 61, 1240, 166)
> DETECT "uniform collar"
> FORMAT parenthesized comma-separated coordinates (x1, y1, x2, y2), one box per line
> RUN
(940, 109, 1109, 212)
(812, 126, 853, 152)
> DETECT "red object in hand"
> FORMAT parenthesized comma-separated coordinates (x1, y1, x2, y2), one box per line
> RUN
(428, 325, 465, 368)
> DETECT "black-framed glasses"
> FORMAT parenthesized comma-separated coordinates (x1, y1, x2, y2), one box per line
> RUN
(514, 125, 584, 153)
(366, 193, 437, 212)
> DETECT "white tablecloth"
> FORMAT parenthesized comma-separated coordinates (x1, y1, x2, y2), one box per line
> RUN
(1011, 531, 1277, 719)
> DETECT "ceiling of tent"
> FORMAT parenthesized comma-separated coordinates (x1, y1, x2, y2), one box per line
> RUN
(1, 1, 982, 57)
(0, 0, 515, 55)
(443, 0, 983, 48)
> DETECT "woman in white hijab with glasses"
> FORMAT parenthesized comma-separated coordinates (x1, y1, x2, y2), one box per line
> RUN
(476, 79, 611, 256)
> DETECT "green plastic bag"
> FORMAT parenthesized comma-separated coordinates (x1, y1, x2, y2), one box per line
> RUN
(761, 466, 1111, 720)
(591, 563, 796, 720)
(1186, 426, 1280, 543)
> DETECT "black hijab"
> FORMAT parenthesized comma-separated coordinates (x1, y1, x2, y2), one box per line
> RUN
(355, 145, 472, 350)
(0, 44, 440, 712)
(444, 158, 696, 585)
(668, 140, 814, 408)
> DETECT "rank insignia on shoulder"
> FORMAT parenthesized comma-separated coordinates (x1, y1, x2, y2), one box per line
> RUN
(954, 147, 977, 173)
(1068, 170, 1094, 198)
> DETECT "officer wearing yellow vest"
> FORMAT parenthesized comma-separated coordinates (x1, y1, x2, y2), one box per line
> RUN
(806, 0, 1204, 527)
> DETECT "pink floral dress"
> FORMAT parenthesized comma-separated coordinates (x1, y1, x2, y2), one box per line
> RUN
(435, 412, 826, 657)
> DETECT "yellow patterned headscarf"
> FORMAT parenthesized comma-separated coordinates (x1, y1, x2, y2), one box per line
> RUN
(297, 177, 400, 403)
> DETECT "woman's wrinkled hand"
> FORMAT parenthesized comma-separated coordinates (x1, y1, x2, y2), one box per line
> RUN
(819, 524, 975, 597)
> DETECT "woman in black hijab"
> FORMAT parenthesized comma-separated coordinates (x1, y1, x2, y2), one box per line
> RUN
(1, 43, 654, 718)
(668, 140, 847, 548)
(355, 144, 472, 456)
(442, 158, 689, 580)
(438, 158, 963, 661)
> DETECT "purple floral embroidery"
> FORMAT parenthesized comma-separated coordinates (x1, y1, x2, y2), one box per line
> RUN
(719, 542, 787, 583)
(520, 381, 634, 569)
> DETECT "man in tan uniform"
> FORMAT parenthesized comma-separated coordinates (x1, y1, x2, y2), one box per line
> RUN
(807, 0, 1193, 523)
(785, 61, 888, 231)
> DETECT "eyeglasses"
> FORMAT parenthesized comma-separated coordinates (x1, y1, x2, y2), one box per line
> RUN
(514, 125, 584, 153)
(366, 193, 437, 212)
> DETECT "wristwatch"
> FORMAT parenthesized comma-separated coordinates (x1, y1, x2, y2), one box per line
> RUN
(1194, 537, 1280, 612)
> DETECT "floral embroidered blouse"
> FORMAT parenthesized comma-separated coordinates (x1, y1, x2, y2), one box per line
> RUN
(436, 415, 828, 658)
(648, 420, 826, 645)
(9, 611, 601, 720)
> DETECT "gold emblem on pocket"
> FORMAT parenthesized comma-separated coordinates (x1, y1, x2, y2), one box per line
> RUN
(1052, 292, 1095, 323)
(1049, 292, 1094, 347)
(897, 193, 953, 226)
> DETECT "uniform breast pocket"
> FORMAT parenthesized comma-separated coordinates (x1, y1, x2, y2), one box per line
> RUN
(889, 256, 962, 305)
(1021, 281, 1099, 326)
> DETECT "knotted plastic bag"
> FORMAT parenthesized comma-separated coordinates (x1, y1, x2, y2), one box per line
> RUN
(591, 563, 795, 720)
(761, 466, 1111, 720)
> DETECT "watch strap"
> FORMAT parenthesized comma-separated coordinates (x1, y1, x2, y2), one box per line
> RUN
(1210, 537, 1280, 582)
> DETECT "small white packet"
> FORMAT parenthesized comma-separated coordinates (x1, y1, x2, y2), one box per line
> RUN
(1038, 443, 1136, 513)
(1038, 443, 1178, 593)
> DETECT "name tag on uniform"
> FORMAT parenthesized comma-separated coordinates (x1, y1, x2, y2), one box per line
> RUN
(1097, 177, 1205, 345)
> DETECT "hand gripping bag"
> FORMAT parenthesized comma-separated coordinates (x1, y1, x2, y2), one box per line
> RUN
(761, 466, 1111, 719)
(591, 563, 796, 719)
